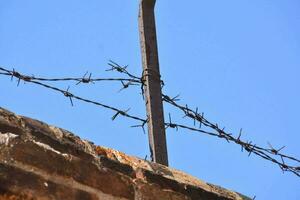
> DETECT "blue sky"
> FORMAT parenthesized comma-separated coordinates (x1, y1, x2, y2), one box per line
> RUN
(1, 0, 299, 199)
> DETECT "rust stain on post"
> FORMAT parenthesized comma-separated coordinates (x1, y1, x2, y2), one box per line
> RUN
(139, 0, 168, 166)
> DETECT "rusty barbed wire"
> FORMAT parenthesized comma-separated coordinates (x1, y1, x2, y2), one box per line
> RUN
(162, 94, 300, 177)
(0, 66, 146, 124)
(0, 63, 299, 178)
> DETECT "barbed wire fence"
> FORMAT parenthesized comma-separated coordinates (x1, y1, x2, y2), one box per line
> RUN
(0, 62, 299, 178)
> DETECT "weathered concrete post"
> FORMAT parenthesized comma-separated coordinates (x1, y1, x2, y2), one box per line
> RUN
(138, 0, 168, 166)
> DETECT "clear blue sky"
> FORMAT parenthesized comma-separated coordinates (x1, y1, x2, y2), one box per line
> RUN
(1, 0, 299, 199)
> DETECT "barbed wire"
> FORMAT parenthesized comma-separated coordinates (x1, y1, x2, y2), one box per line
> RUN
(105, 62, 300, 177)
(0, 64, 141, 86)
(162, 94, 300, 177)
(0, 66, 146, 124)
(0, 63, 299, 177)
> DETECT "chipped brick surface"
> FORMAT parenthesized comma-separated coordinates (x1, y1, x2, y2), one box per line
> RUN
(0, 107, 250, 200)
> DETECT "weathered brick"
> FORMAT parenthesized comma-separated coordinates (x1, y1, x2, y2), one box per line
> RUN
(3, 140, 134, 200)
(0, 164, 98, 200)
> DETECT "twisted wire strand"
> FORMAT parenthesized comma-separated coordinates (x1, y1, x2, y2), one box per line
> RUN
(0, 68, 141, 84)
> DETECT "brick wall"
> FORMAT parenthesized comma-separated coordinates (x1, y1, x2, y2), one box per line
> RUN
(0, 107, 250, 200)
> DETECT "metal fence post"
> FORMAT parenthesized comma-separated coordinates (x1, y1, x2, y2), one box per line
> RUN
(138, 0, 168, 166)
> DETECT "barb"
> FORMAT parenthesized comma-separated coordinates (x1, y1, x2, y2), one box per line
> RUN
(162, 94, 300, 177)
(165, 113, 178, 131)
(76, 71, 94, 85)
(118, 80, 139, 92)
(63, 86, 74, 106)
(131, 119, 148, 134)
(106, 60, 140, 80)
